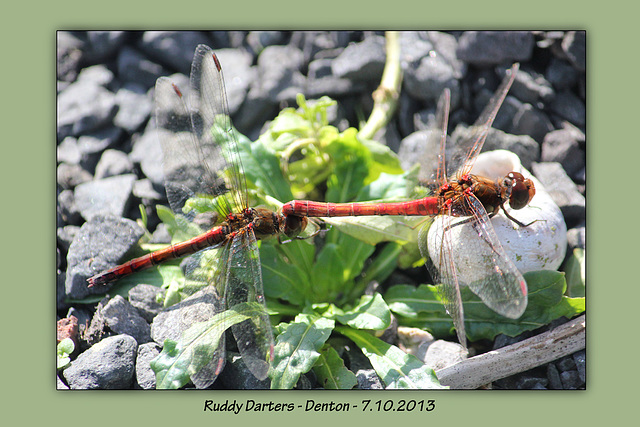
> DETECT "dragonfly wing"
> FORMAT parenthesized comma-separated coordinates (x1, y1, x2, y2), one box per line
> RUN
(223, 229, 274, 381)
(155, 44, 245, 219)
(449, 63, 519, 178)
(418, 88, 451, 185)
(452, 193, 528, 318)
(418, 218, 467, 349)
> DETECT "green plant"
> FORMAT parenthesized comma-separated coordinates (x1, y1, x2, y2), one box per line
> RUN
(57, 338, 74, 370)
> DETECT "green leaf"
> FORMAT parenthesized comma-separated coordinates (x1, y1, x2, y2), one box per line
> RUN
(384, 284, 456, 338)
(335, 293, 391, 330)
(156, 205, 203, 243)
(151, 302, 259, 389)
(333, 231, 376, 283)
(311, 242, 347, 300)
(385, 270, 585, 343)
(357, 242, 402, 289)
(355, 170, 414, 202)
(260, 240, 314, 306)
(358, 136, 404, 179)
(269, 313, 335, 389)
(336, 326, 445, 389)
(321, 216, 426, 246)
(313, 345, 357, 390)
(325, 129, 370, 202)
(57, 338, 75, 369)
(235, 134, 294, 204)
(563, 248, 585, 298)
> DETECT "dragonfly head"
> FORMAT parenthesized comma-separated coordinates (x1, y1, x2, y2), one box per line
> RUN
(504, 172, 535, 210)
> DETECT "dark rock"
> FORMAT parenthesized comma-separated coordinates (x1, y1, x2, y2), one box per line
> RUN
(113, 83, 153, 133)
(65, 215, 144, 299)
(548, 90, 585, 127)
(254, 45, 305, 103)
(457, 31, 535, 65)
(132, 178, 164, 201)
(547, 363, 563, 389)
(556, 356, 576, 372)
(510, 67, 554, 104)
(57, 31, 84, 82)
(151, 286, 226, 389)
(560, 370, 582, 389)
(531, 162, 585, 225)
(57, 137, 83, 165)
(247, 31, 286, 54)
(84, 31, 128, 63)
(57, 189, 82, 226)
(561, 31, 586, 72)
(130, 126, 165, 186)
(73, 174, 137, 221)
(138, 31, 213, 74)
(57, 225, 80, 253)
(541, 122, 585, 179)
(151, 286, 224, 345)
(63, 334, 137, 389)
(57, 163, 93, 190)
(546, 58, 579, 91)
(516, 374, 548, 390)
(99, 295, 152, 344)
(218, 352, 270, 389)
(128, 284, 166, 322)
(573, 350, 586, 383)
(135, 342, 162, 389)
(332, 35, 386, 82)
(423, 340, 467, 371)
(57, 78, 118, 139)
(117, 46, 169, 89)
(94, 149, 134, 179)
(356, 369, 384, 390)
(511, 102, 554, 144)
(403, 48, 460, 105)
(451, 126, 540, 170)
(567, 226, 585, 250)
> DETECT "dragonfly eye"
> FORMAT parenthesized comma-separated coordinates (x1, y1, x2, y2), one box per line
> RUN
(507, 172, 536, 209)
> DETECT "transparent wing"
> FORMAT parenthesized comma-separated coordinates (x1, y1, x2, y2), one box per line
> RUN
(418, 88, 451, 185)
(419, 216, 466, 349)
(155, 44, 247, 218)
(425, 194, 528, 323)
(221, 229, 274, 380)
(461, 194, 528, 318)
(448, 63, 519, 178)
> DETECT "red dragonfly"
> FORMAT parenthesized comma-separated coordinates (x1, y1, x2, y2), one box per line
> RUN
(283, 64, 532, 348)
(88, 45, 310, 383)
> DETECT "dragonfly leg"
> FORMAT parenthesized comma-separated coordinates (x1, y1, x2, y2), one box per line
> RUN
(500, 204, 538, 228)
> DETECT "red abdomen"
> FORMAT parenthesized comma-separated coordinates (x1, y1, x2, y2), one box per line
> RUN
(282, 197, 440, 217)
(88, 225, 229, 286)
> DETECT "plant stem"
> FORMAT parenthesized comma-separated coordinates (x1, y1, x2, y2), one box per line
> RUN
(358, 31, 403, 141)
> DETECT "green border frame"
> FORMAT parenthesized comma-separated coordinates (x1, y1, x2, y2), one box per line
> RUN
(7, 0, 631, 425)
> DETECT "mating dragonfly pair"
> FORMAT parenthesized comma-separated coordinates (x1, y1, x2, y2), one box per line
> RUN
(88, 44, 533, 383)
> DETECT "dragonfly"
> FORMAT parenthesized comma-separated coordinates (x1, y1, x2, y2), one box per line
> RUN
(282, 64, 532, 348)
(88, 44, 313, 384)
